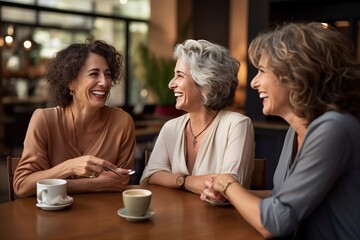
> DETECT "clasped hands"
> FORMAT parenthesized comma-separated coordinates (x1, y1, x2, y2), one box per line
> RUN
(200, 174, 237, 203)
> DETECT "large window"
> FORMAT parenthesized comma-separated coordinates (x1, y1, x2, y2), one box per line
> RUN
(0, 0, 149, 107)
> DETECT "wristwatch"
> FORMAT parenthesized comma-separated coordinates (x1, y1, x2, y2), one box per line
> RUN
(176, 175, 188, 189)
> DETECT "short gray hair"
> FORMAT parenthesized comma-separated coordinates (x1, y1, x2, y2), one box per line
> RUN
(173, 39, 239, 110)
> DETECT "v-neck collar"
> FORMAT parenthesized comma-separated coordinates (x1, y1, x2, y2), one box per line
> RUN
(181, 110, 222, 174)
(64, 106, 109, 156)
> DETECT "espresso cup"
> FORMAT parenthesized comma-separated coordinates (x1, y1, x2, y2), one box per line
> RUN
(122, 189, 152, 217)
(37, 179, 68, 205)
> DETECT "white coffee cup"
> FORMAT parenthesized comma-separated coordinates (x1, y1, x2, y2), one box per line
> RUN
(122, 189, 152, 217)
(37, 179, 68, 205)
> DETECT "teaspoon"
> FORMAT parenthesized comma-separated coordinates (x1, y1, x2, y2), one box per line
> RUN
(104, 167, 135, 177)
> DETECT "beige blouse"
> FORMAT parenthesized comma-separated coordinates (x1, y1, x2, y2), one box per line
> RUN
(14, 106, 136, 193)
(140, 110, 255, 188)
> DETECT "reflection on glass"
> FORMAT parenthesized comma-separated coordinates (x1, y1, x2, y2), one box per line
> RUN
(34, 28, 90, 58)
(93, 18, 125, 51)
(128, 22, 149, 107)
(39, 11, 93, 29)
(1, 7, 36, 23)
(0, 0, 149, 107)
(36, 0, 151, 20)
(114, 0, 150, 19)
(93, 18, 126, 107)
(0, 0, 35, 5)
(38, 0, 92, 12)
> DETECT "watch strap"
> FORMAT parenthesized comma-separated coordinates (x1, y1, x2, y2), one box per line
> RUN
(181, 175, 189, 189)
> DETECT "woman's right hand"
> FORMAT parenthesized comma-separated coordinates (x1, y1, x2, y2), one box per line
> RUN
(65, 155, 118, 178)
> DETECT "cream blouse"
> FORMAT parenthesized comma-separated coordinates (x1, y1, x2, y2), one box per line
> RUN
(140, 110, 255, 188)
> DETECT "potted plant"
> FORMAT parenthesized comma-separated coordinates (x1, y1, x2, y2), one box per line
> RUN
(138, 44, 182, 117)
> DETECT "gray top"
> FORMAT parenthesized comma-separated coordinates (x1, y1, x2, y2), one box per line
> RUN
(260, 111, 360, 239)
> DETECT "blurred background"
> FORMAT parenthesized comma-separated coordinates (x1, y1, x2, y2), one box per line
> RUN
(0, 0, 359, 202)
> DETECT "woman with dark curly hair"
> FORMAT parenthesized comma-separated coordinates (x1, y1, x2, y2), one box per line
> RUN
(14, 39, 136, 197)
(201, 22, 360, 239)
(140, 39, 255, 195)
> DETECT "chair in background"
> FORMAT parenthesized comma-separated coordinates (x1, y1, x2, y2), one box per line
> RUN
(250, 158, 267, 190)
(4, 104, 43, 154)
(0, 116, 16, 155)
(144, 149, 152, 166)
(7, 156, 21, 201)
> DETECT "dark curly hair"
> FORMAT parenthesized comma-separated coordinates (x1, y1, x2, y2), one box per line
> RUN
(248, 22, 360, 124)
(46, 38, 124, 107)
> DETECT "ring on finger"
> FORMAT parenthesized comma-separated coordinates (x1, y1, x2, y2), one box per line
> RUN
(89, 171, 99, 178)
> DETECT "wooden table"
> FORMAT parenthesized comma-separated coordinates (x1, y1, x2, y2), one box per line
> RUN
(0, 185, 264, 240)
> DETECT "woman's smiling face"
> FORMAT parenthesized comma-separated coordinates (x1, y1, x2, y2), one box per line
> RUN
(250, 54, 291, 118)
(69, 53, 112, 108)
(168, 58, 203, 112)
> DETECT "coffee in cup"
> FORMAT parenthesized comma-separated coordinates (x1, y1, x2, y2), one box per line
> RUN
(122, 189, 152, 217)
(37, 179, 68, 205)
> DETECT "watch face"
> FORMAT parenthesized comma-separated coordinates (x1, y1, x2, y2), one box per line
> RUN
(176, 176, 184, 187)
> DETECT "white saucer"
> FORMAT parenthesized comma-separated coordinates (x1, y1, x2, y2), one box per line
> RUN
(117, 208, 155, 222)
(36, 196, 73, 211)
(205, 197, 232, 206)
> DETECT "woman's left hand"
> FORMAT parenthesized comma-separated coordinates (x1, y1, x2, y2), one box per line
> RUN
(185, 174, 218, 194)
(201, 174, 236, 202)
(95, 170, 130, 191)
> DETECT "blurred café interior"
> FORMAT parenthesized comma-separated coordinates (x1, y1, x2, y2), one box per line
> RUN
(0, 0, 359, 202)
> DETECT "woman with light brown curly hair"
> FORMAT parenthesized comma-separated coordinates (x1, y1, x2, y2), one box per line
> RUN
(201, 22, 360, 239)
(14, 39, 136, 198)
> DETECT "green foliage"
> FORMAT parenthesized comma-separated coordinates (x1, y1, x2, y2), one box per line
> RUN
(139, 44, 176, 105)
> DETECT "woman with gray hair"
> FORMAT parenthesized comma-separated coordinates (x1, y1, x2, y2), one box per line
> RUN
(140, 39, 255, 195)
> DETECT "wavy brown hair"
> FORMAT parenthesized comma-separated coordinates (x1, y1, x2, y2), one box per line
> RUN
(248, 22, 360, 124)
(46, 38, 124, 107)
